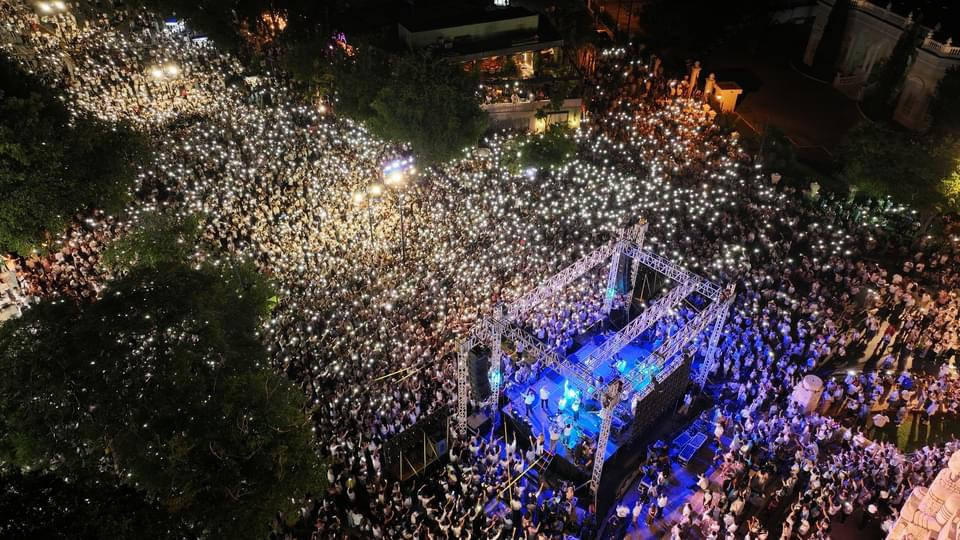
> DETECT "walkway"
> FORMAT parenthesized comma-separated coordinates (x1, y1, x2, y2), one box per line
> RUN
(703, 23, 860, 168)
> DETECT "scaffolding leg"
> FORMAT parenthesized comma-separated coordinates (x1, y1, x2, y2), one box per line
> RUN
(488, 326, 503, 407)
(630, 220, 648, 248)
(457, 344, 470, 433)
(591, 383, 622, 497)
(615, 221, 647, 314)
(602, 244, 624, 314)
(624, 256, 642, 314)
(695, 297, 733, 390)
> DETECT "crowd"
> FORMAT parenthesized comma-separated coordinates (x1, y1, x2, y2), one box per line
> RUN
(585, 47, 960, 538)
(1, 0, 237, 126)
(516, 276, 622, 353)
(5, 3, 960, 539)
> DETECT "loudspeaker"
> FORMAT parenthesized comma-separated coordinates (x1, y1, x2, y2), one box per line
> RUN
(467, 349, 491, 401)
(435, 438, 448, 457)
(466, 412, 491, 435)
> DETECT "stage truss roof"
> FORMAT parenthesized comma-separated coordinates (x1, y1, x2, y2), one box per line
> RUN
(455, 218, 734, 496)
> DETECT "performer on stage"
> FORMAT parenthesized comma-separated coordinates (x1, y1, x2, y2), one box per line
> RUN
(539, 385, 550, 412)
(523, 388, 536, 416)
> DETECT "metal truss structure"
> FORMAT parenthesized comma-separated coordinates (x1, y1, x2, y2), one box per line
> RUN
(582, 277, 699, 372)
(623, 247, 722, 301)
(591, 379, 624, 497)
(454, 218, 733, 498)
(505, 221, 649, 322)
(504, 243, 616, 323)
(630, 285, 735, 392)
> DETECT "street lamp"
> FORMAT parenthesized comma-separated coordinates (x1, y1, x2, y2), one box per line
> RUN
(149, 63, 180, 80)
(382, 159, 416, 261)
(366, 183, 384, 241)
(36, 1, 67, 14)
(390, 175, 408, 261)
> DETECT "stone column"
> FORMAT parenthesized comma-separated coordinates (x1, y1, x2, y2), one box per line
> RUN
(803, 2, 833, 66)
(687, 61, 701, 97)
(703, 73, 716, 102)
(790, 374, 824, 413)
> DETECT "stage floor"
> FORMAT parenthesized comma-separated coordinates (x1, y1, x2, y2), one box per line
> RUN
(502, 330, 663, 467)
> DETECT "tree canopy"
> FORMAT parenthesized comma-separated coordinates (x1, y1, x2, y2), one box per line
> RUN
(0, 260, 321, 538)
(0, 468, 190, 539)
(367, 54, 488, 164)
(548, 0, 597, 50)
(502, 124, 578, 174)
(100, 212, 202, 274)
(756, 125, 800, 177)
(285, 45, 487, 163)
(811, 0, 851, 79)
(838, 121, 956, 211)
(863, 19, 922, 120)
(929, 66, 960, 137)
(0, 56, 151, 256)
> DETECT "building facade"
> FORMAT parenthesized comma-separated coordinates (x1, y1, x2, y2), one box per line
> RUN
(399, 6, 582, 132)
(803, 0, 960, 130)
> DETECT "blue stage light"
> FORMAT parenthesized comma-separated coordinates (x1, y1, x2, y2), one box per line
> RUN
(488, 367, 502, 387)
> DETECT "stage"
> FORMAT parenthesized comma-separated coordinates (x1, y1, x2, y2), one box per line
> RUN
(500, 324, 665, 471)
(453, 221, 732, 519)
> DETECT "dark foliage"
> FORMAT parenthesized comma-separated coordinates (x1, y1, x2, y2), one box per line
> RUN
(0, 56, 151, 255)
(0, 261, 322, 539)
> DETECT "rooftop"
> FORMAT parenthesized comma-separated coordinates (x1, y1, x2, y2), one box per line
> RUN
(865, 0, 960, 42)
(400, 6, 537, 33)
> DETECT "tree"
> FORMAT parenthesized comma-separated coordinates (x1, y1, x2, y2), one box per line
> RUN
(368, 54, 488, 164)
(549, 80, 576, 111)
(0, 56, 151, 255)
(100, 212, 201, 274)
(330, 44, 390, 122)
(929, 66, 960, 137)
(284, 43, 487, 163)
(0, 468, 190, 539)
(863, 19, 922, 120)
(284, 38, 390, 117)
(941, 160, 960, 206)
(812, 0, 851, 79)
(0, 261, 322, 538)
(838, 121, 953, 210)
(502, 125, 578, 173)
(549, 0, 596, 51)
(759, 125, 798, 175)
(280, 36, 339, 98)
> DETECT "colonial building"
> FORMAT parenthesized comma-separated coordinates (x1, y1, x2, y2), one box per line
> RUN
(398, 4, 582, 132)
(803, 0, 960, 130)
(398, 6, 563, 78)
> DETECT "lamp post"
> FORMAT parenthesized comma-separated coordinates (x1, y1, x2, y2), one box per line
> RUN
(36, 1, 68, 37)
(352, 190, 368, 243)
(367, 183, 383, 243)
(385, 172, 405, 261)
(399, 192, 406, 261)
(384, 162, 415, 261)
(149, 62, 180, 81)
